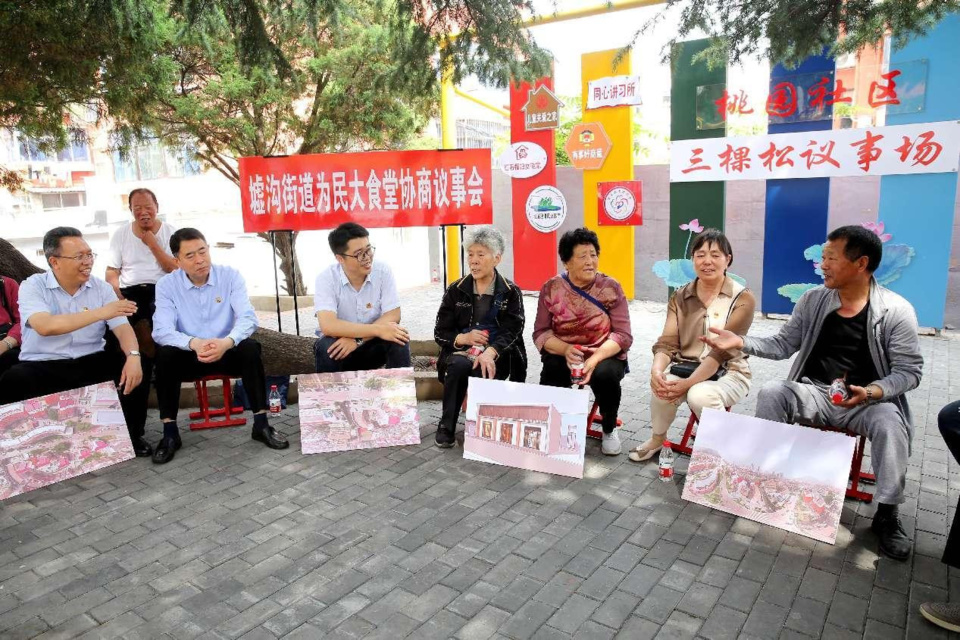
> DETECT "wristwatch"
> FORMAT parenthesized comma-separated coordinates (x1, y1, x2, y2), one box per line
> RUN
(864, 385, 875, 403)
(355, 338, 363, 346)
(127, 350, 141, 357)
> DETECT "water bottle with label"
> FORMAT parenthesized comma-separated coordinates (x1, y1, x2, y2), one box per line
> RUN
(829, 375, 848, 405)
(268, 385, 282, 413)
(570, 345, 585, 385)
(659, 442, 675, 482)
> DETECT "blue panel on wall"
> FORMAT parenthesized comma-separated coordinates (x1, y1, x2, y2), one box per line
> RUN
(761, 54, 834, 314)
(879, 13, 960, 328)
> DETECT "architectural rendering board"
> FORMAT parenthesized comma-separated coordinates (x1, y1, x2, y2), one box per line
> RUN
(298, 368, 421, 454)
(682, 408, 856, 544)
(0, 382, 134, 501)
(464, 378, 590, 479)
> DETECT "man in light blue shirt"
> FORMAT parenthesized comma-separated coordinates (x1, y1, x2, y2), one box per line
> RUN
(152, 228, 289, 464)
(313, 222, 411, 373)
(0, 227, 151, 456)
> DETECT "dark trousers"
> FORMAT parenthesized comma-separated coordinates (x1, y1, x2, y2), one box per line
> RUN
(103, 284, 158, 435)
(155, 339, 266, 422)
(0, 350, 146, 439)
(439, 353, 510, 434)
(314, 336, 411, 374)
(940, 400, 960, 568)
(540, 353, 627, 433)
(0, 347, 20, 379)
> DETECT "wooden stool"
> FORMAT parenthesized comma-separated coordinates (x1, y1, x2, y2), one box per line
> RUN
(189, 375, 247, 430)
(802, 422, 876, 503)
(586, 401, 623, 440)
(674, 406, 731, 457)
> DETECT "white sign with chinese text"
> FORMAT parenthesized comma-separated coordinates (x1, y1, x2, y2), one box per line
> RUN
(498, 142, 548, 179)
(587, 75, 643, 110)
(670, 120, 960, 183)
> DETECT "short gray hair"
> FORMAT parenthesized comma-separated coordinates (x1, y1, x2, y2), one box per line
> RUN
(463, 225, 505, 257)
(43, 227, 83, 262)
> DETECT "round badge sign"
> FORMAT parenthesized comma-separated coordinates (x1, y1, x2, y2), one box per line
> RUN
(525, 186, 567, 233)
(498, 142, 548, 179)
(603, 186, 637, 221)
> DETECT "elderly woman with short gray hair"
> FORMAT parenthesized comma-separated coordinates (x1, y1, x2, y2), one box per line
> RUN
(432, 225, 527, 448)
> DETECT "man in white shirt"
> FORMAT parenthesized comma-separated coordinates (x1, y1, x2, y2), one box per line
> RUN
(0, 227, 150, 456)
(104, 188, 177, 447)
(313, 223, 410, 373)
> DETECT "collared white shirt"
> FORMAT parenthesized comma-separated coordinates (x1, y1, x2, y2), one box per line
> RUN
(18, 272, 128, 362)
(313, 261, 400, 339)
(152, 265, 258, 350)
(106, 221, 176, 287)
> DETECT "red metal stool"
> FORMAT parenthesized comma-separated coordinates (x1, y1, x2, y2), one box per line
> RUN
(188, 375, 247, 430)
(674, 406, 731, 456)
(586, 401, 623, 440)
(801, 422, 876, 503)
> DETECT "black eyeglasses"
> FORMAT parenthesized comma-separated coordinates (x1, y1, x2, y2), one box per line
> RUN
(340, 246, 375, 261)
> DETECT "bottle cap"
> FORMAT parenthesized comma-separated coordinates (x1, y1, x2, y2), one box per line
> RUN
(831, 393, 843, 404)
(270, 385, 278, 390)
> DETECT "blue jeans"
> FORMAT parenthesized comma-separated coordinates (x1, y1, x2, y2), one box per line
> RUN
(314, 336, 411, 373)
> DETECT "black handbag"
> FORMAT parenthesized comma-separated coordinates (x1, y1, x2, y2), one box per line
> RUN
(669, 359, 724, 382)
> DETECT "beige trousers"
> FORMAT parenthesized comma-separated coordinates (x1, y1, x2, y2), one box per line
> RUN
(650, 371, 751, 438)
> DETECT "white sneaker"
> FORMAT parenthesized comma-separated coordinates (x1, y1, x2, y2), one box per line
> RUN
(601, 430, 622, 455)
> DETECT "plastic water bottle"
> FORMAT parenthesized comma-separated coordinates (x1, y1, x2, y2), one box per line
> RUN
(268, 385, 282, 413)
(467, 330, 488, 359)
(570, 345, 585, 384)
(829, 377, 848, 405)
(659, 443, 674, 482)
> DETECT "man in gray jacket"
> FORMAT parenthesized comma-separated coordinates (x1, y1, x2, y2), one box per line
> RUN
(704, 225, 923, 561)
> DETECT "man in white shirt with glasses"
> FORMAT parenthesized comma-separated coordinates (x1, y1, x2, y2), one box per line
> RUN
(313, 222, 411, 373)
(0, 227, 150, 456)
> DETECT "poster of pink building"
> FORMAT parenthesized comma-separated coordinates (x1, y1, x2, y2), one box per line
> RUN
(0, 382, 135, 501)
(464, 378, 590, 479)
(681, 409, 856, 544)
(298, 368, 420, 454)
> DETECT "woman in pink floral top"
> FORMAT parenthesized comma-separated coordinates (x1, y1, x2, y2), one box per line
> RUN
(533, 228, 633, 455)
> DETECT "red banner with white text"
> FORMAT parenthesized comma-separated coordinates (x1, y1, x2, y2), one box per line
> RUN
(240, 149, 493, 232)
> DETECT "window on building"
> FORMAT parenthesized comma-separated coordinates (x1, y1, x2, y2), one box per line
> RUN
(40, 192, 85, 210)
(16, 130, 89, 163)
(113, 141, 203, 181)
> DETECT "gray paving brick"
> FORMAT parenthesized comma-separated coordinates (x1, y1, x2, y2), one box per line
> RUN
(741, 600, 788, 640)
(263, 596, 327, 635)
(456, 605, 511, 640)
(867, 586, 908, 628)
(490, 575, 544, 614)
(499, 600, 557, 640)
(620, 563, 664, 598)
(633, 585, 684, 624)
(718, 576, 763, 613)
(675, 581, 722, 618)
(825, 592, 868, 633)
(653, 610, 701, 639)
(796, 567, 838, 603)
(548, 595, 600, 634)
(658, 559, 700, 592)
(591, 589, 641, 630)
(614, 615, 660, 640)
(698, 604, 748, 640)
(784, 596, 829, 637)
(758, 573, 801, 608)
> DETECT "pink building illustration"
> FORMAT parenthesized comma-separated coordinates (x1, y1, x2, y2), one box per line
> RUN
(472, 404, 564, 455)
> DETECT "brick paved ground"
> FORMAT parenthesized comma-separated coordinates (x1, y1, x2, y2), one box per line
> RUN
(1, 284, 958, 639)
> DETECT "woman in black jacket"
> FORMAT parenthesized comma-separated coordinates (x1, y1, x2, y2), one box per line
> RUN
(433, 226, 526, 448)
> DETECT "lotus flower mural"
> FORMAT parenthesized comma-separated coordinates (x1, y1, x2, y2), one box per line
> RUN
(776, 222, 915, 303)
(652, 219, 747, 288)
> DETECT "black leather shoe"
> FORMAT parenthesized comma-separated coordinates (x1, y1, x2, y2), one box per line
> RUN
(252, 426, 289, 449)
(435, 428, 455, 449)
(872, 511, 912, 561)
(132, 437, 153, 458)
(151, 436, 182, 464)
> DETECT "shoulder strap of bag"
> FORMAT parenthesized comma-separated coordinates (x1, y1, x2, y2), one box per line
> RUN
(562, 273, 609, 316)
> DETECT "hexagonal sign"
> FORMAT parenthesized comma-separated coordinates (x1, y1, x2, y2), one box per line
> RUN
(564, 122, 612, 171)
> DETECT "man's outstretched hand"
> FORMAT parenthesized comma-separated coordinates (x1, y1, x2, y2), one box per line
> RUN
(699, 327, 744, 351)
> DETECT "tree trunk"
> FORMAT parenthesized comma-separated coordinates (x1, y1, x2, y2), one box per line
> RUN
(0, 237, 43, 281)
(257, 230, 307, 296)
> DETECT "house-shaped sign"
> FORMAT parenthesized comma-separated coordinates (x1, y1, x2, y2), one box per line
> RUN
(522, 85, 563, 132)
